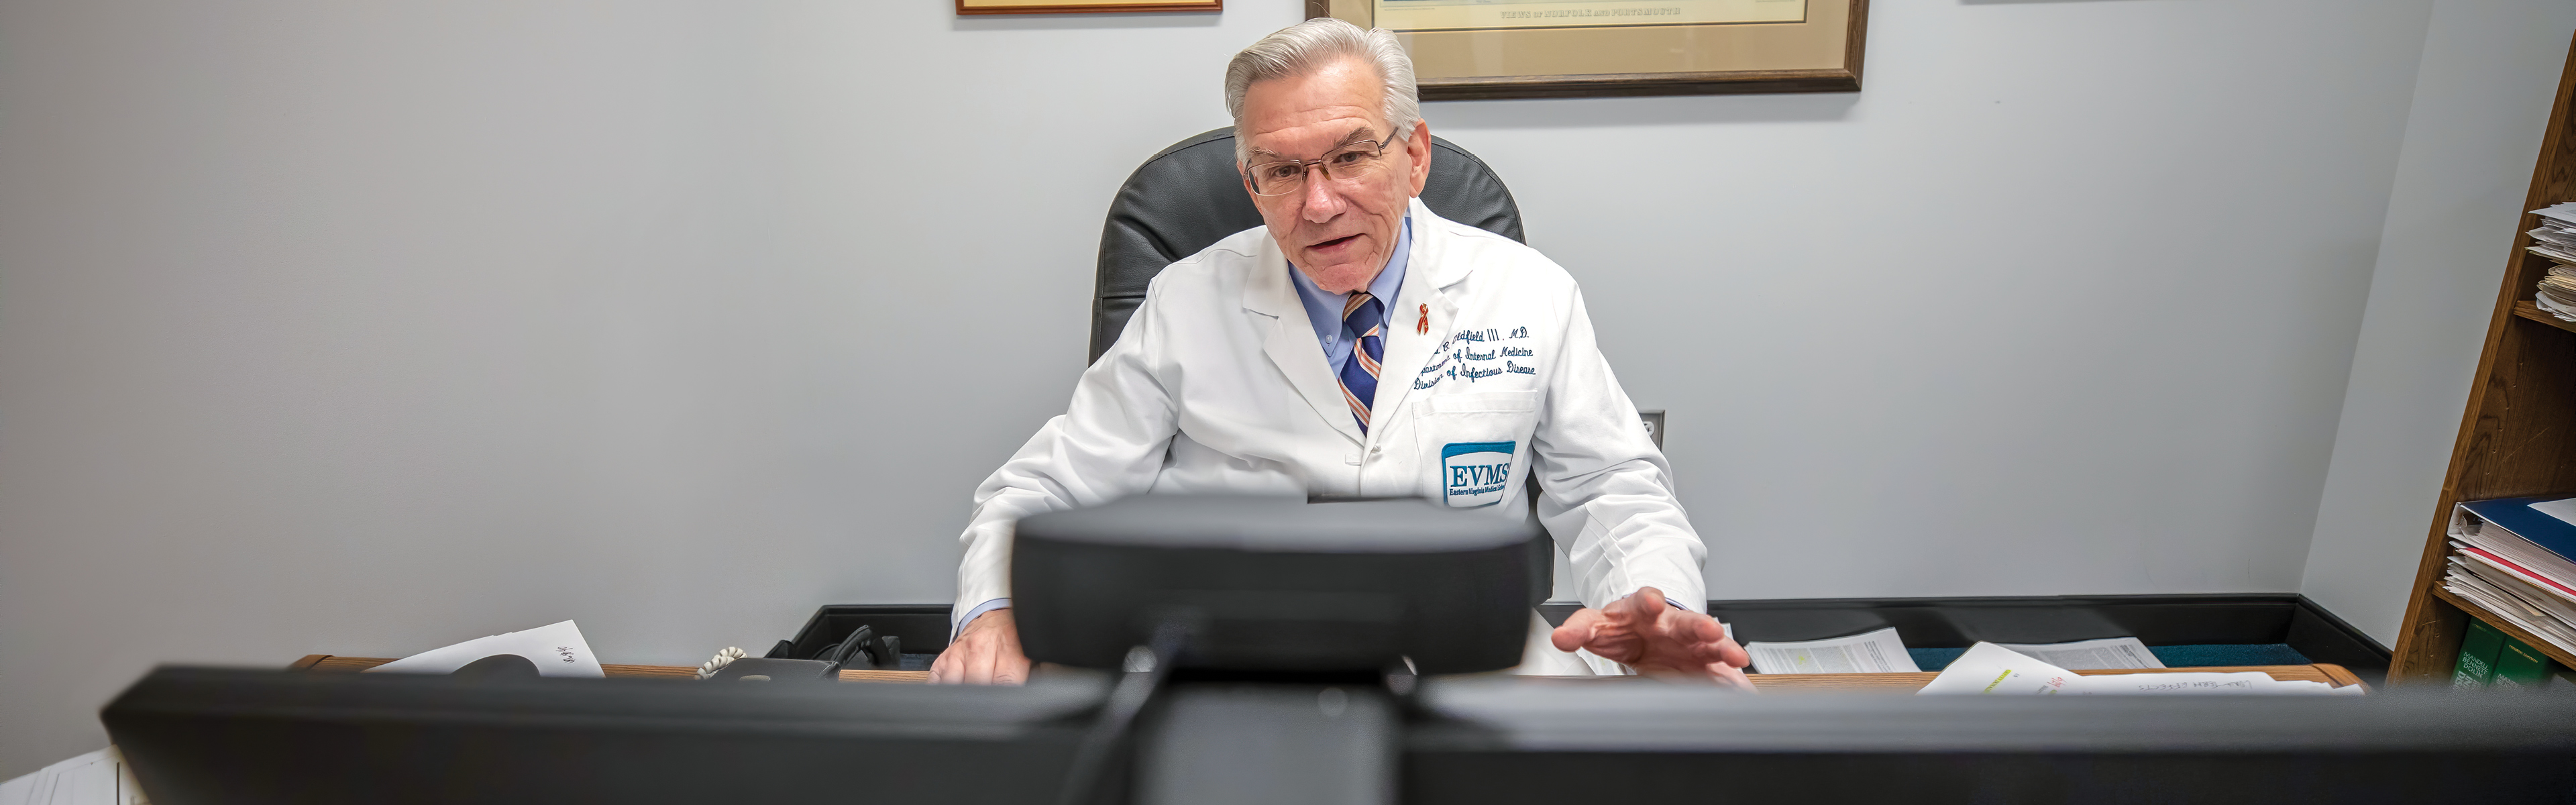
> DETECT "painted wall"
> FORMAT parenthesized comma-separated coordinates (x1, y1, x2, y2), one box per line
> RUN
(0, 0, 2449, 775)
(2301, 0, 2576, 648)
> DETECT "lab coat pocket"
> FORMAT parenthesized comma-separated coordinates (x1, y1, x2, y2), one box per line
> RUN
(1415, 390, 1540, 508)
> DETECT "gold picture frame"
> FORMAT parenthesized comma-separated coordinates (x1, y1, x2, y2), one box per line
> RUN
(1307, 0, 1866, 99)
(959, 0, 1221, 14)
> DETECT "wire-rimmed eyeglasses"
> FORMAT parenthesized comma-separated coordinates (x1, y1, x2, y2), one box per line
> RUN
(1242, 139, 1396, 197)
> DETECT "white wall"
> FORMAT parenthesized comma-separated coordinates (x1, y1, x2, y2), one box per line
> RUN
(0, 0, 2451, 777)
(2302, 0, 2576, 647)
(1464, 1, 2430, 602)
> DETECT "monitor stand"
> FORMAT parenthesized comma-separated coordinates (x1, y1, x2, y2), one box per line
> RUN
(1135, 681, 1398, 805)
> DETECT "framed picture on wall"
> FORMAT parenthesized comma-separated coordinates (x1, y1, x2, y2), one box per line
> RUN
(959, 0, 1220, 13)
(1306, 0, 1866, 99)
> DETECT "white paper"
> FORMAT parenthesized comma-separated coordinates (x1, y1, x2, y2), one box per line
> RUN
(363, 619, 604, 678)
(39, 750, 105, 805)
(2453, 552, 2576, 621)
(1743, 626, 1921, 674)
(2448, 573, 2576, 651)
(2535, 202, 2576, 227)
(2079, 671, 2275, 694)
(1991, 637, 2166, 670)
(2528, 244, 2576, 264)
(54, 760, 112, 805)
(2080, 672, 2357, 696)
(1, 748, 142, 805)
(2445, 567, 2576, 657)
(2528, 496, 2576, 529)
(1921, 643, 2359, 696)
(1917, 642, 2085, 694)
(2538, 290, 2576, 322)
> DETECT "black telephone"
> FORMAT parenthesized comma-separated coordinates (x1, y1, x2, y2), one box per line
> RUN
(755, 624, 905, 671)
(812, 625, 904, 671)
(698, 622, 904, 683)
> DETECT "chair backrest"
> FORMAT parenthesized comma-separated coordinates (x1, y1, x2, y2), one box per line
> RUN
(1089, 127, 1525, 364)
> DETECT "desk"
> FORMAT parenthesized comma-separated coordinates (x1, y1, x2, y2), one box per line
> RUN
(288, 655, 2368, 692)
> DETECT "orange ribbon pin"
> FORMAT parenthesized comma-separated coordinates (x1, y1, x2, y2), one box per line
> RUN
(1417, 304, 1430, 335)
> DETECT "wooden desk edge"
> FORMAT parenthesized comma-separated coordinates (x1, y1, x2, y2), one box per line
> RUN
(292, 655, 930, 683)
(290, 655, 2357, 692)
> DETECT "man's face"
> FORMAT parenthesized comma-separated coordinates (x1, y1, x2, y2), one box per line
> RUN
(1238, 58, 1433, 294)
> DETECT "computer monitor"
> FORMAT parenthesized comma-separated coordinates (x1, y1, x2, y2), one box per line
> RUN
(1010, 494, 1541, 674)
(103, 665, 2576, 805)
(104, 667, 1094, 804)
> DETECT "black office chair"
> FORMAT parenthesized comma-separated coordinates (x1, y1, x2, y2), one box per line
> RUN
(1089, 127, 1552, 605)
(1089, 126, 1526, 364)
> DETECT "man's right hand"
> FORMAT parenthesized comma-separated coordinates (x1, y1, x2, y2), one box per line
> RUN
(927, 608, 1032, 685)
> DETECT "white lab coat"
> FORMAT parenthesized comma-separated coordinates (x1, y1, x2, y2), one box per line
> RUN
(955, 199, 1707, 674)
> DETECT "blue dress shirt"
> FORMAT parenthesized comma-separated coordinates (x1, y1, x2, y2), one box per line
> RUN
(1289, 216, 1411, 374)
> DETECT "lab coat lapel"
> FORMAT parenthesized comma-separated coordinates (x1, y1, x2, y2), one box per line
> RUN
(1244, 241, 1366, 445)
(1367, 199, 1465, 435)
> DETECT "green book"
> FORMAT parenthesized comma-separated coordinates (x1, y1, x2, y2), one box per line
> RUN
(2492, 637, 2551, 691)
(2454, 619, 2506, 690)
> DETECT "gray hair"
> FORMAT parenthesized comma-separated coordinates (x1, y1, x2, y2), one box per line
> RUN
(1223, 17, 1421, 165)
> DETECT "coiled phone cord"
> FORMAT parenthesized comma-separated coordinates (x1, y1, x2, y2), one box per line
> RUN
(695, 647, 747, 680)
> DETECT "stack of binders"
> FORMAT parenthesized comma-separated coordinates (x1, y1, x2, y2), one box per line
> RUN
(2452, 618, 2560, 691)
(2531, 203, 2576, 321)
(2445, 497, 2576, 657)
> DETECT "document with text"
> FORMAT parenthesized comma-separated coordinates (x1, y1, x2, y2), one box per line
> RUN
(364, 619, 604, 678)
(1917, 642, 2085, 694)
(1743, 627, 1921, 674)
(1991, 637, 2165, 670)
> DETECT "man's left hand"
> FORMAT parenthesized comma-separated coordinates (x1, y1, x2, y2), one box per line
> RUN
(1550, 586, 1752, 687)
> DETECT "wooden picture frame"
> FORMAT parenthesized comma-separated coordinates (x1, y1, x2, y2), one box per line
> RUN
(1307, 0, 1866, 99)
(959, 0, 1220, 13)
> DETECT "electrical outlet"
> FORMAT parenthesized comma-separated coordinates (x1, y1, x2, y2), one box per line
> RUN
(1638, 410, 1664, 450)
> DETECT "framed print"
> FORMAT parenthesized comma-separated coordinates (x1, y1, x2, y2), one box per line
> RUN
(959, 0, 1220, 13)
(1307, 0, 1866, 99)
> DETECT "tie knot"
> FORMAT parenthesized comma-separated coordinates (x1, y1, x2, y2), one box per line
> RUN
(1342, 292, 1385, 334)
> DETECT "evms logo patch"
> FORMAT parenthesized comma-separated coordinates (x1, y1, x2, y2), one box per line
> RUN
(1440, 441, 1515, 508)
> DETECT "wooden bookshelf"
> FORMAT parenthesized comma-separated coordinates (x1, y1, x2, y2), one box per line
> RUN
(2514, 301, 2576, 335)
(2387, 32, 2576, 683)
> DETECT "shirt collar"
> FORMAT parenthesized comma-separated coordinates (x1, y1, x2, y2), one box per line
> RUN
(1288, 216, 1411, 337)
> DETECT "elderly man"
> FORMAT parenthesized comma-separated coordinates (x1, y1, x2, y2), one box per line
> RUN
(929, 17, 1748, 686)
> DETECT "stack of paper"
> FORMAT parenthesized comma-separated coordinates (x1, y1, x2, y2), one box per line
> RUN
(1918, 643, 2357, 696)
(2530, 203, 2576, 321)
(2445, 498, 2576, 656)
(0, 747, 146, 805)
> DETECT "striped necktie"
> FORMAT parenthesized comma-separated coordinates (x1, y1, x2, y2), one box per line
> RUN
(1339, 292, 1387, 433)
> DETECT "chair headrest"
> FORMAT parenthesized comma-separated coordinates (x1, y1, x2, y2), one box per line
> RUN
(1090, 127, 1525, 364)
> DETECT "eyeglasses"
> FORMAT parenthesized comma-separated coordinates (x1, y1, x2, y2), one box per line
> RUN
(1242, 138, 1396, 197)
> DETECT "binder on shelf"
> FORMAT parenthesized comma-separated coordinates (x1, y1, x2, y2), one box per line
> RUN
(2493, 637, 2553, 691)
(2455, 618, 2506, 690)
(2443, 498, 2576, 657)
(2455, 498, 2576, 566)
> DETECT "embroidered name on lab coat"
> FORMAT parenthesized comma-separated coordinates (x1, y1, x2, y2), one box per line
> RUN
(1442, 325, 1537, 383)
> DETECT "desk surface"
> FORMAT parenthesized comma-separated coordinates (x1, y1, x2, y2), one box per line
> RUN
(290, 655, 2368, 692)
